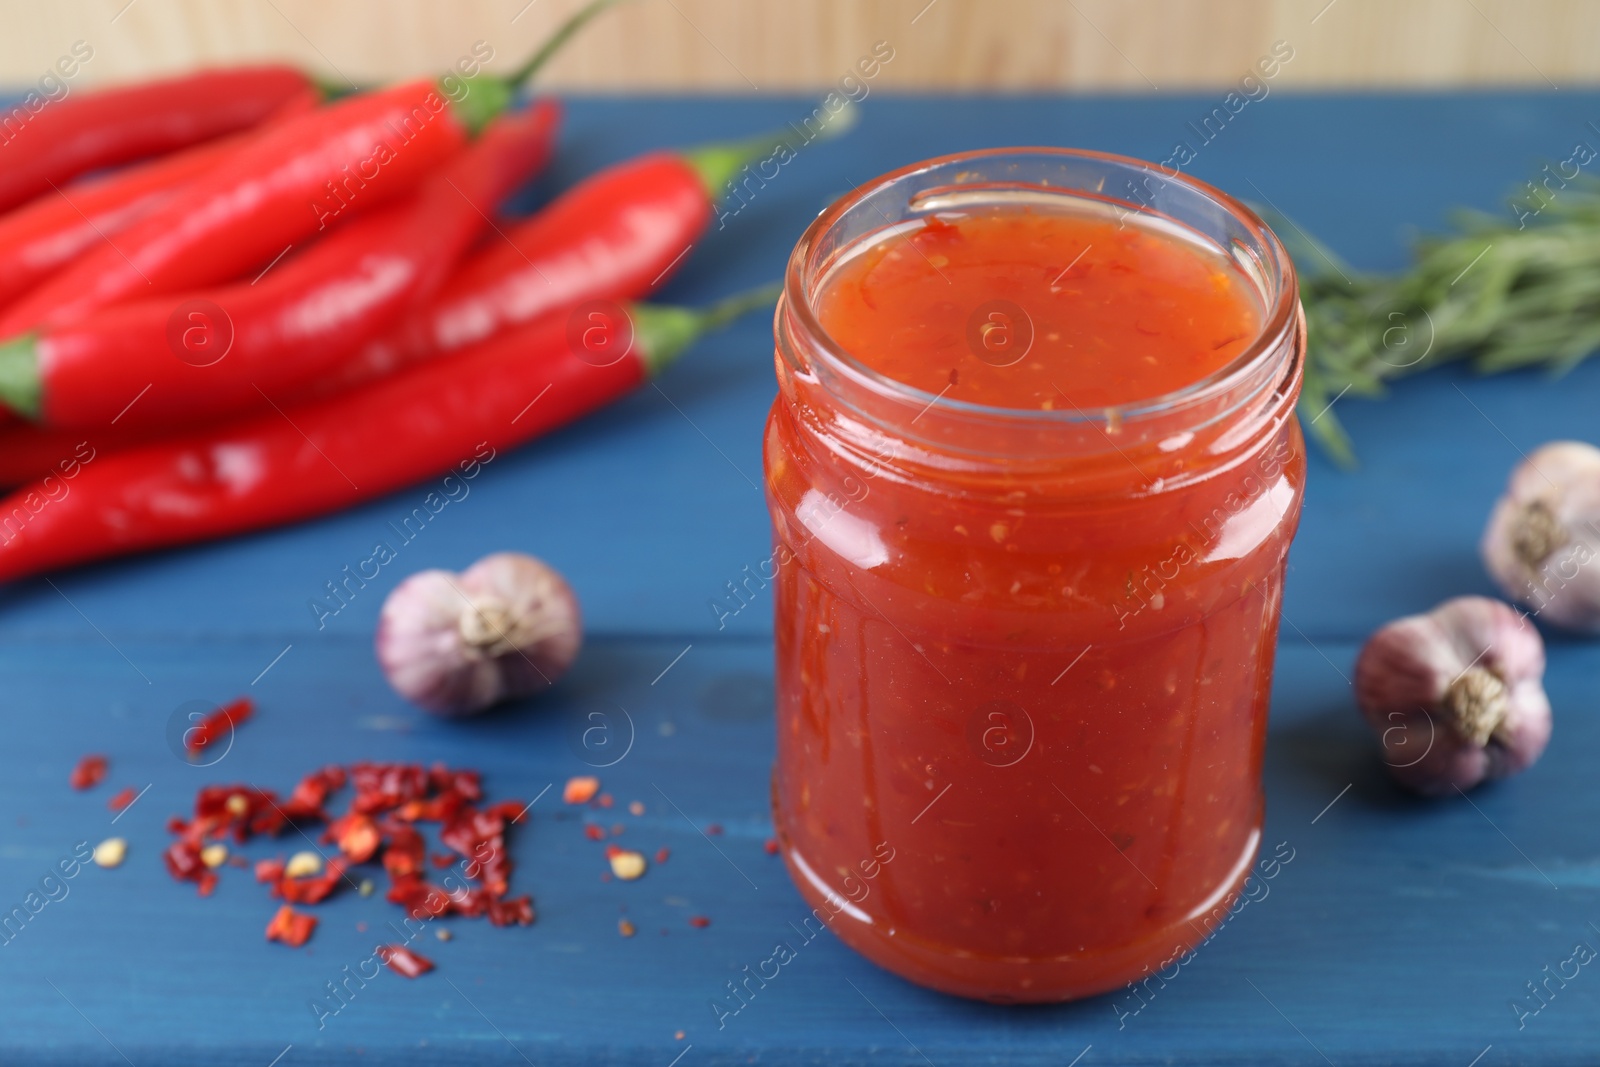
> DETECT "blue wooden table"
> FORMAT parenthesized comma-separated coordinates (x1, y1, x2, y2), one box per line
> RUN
(3, 92, 1599, 1066)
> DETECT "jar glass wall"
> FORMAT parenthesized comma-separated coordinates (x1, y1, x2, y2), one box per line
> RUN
(764, 147, 1306, 1003)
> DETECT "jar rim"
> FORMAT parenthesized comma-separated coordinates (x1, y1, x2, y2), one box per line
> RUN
(780, 145, 1300, 428)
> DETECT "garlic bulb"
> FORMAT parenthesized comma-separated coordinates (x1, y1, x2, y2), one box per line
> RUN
(1354, 596, 1551, 795)
(1481, 440, 1600, 631)
(376, 552, 581, 715)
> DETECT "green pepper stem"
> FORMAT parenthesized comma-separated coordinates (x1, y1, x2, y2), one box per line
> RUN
(505, 0, 627, 88)
(0, 334, 40, 419)
(681, 104, 859, 202)
(451, 0, 626, 135)
(632, 283, 782, 377)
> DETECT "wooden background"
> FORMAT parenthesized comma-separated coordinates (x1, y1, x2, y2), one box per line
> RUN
(0, 0, 1591, 92)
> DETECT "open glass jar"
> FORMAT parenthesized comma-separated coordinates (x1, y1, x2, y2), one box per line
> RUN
(764, 147, 1305, 1003)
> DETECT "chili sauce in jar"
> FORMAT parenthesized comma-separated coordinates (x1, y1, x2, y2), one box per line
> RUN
(765, 148, 1305, 1002)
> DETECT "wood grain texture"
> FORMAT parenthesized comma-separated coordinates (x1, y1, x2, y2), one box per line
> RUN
(0, 0, 1592, 92)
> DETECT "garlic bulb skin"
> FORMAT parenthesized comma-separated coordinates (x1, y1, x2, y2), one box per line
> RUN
(376, 552, 582, 715)
(1354, 596, 1551, 796)
(1482, 440, 1600, 632)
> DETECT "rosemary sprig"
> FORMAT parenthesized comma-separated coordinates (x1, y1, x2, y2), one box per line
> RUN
(1261, 178, 1600, 467)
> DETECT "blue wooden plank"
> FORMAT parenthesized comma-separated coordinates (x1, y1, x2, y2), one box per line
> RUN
(1, 634, 1597, 1065)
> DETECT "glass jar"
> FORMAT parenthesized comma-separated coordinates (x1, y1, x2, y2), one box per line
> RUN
(764, 147, 1305, 1003)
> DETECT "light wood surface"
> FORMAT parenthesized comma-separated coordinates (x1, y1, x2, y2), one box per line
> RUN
(0, 0, 1590, 91)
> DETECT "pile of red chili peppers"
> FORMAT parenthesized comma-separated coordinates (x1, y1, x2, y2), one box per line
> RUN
(0, 0, 791, 580)
(165, 760, 531, 966)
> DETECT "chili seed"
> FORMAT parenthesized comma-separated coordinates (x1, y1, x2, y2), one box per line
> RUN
(93, 837, 127, 868)
(609, 850, 647, 881)
(284, 851, 322, 878)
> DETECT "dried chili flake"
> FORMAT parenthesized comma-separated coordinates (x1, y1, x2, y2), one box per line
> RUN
(266, 905, 317, 948)
(688, 916, 711, 929)
(597, 793, 614, 809)
(280, 765, 346, 821)
(350, 762, 431, 814)
(428, 764, 482, 803)
(655, 847, 670, 864)
(279, 858, 346, 904)
(70, 755, 108, 790)
(584, 824, 605, 841)
(194, 785, 283, 841)
(185, 697, 254, 759)
(485, 894, 534, 927)
(164, 839, 206, 889)
(169, 758, 538, 971)
(382, 823, 426, 880)
(378, 944, 434, 979)
(325, 812, 380, 863)
(387, 878, 454, 920)
(107, 786, 138, 812)
(440, 808, 505, 855)
(563, 776, 600, 804)
(705, 823, 723, 836)
(764, 838, 780, 855)
(489, 800, 527, 823)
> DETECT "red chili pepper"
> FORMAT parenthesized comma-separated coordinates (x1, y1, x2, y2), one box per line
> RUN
(0, 101, 562, 428)
(0, 139, 234, 311)
(0, 425, 111, 487)
(688, 916, 712, 929)
(0, 89, 320, 314)
(69, 753, 107, 789)
(0, 65, 317, 216)
(337, 126, 805, 390)
(107, 786, 137, 812)
(265, 904, 318, 948)
(0, 0, 616, 337)
(0, 125, 805, 471)
(184, 696, 254, 758)
(378, 944, 434, 978)
(0, 286, 773, 582)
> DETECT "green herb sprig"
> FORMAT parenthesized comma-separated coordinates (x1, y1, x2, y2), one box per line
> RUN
(1262, 179, 1600, 467)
